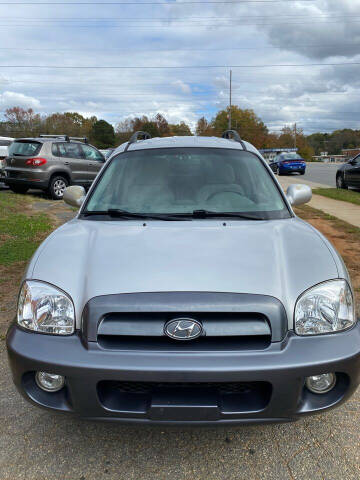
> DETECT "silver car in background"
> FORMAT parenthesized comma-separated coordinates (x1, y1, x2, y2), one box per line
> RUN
(2, 134, 105, 199)
(0, 136, 14, 187)
(7, 130, 359, 425)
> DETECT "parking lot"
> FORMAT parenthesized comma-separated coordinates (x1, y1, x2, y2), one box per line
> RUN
(294, 162, 339, 187)
(1, 178, 360, 480)
(1, 346, 359, 480)
(2, 0, 360, 475)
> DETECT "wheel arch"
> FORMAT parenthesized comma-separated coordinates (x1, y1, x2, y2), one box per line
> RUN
(49, 171, 71, 185)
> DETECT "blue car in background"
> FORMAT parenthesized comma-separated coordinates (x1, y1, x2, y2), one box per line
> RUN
(270, 152, 306, 176)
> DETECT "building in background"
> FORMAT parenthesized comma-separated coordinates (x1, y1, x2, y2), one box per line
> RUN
(312, 152, 346, 163)
(341, 148, 360, 161)
(259, 148, 298, 162)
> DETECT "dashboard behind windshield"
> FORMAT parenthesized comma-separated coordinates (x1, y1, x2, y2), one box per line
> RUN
(84, 147, 290, 219)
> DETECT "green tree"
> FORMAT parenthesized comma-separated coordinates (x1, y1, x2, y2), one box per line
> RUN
(3, 107, 42, 137)
(90, 119, 115, 149)
(211, 106, 268, 148)
(155, 113, 170, 137)
(141, 121, 160, 138)
(277, 126, 314, 160)
(169, 122, 192, 136)
(195, 117, 214, 136)
(43, 112, 97, 138)
(307, 132, 327, 155)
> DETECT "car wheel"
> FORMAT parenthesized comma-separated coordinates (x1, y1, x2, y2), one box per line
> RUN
(300, 171, 305, 175)
(277, 168, 284, 176)
(48, 175, 69, 200)
(9, 185, 29, 194)
(336, 175, 347, 190)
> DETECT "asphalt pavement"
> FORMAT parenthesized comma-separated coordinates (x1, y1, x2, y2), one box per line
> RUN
(285, 162, 339, 187)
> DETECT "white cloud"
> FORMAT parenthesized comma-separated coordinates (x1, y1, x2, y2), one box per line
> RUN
(0, 91, 41, 110)
(172, 80, 191, 94)
(0, 0, 359, 133)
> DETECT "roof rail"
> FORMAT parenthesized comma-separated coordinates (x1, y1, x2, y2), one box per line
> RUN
(124, 131, 151, 152)
(39, 134, 88, 144)
(69, 136, 88, 144)
(221, 130, 247, 151)
(39, 134, 70, 142)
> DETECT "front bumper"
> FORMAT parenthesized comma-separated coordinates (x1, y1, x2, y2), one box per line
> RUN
(7, 322, 360, 425)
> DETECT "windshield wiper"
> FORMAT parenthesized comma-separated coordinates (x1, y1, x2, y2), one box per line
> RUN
(82, 209, 189, 221)
(186, 210, 266, 221)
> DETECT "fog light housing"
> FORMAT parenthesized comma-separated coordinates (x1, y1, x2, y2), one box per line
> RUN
(305, 373, 336, 394)
(35, 372, 65, 392)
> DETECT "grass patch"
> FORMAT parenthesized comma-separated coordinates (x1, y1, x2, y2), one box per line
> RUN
(295, 204, 360, 238)
(0, 192, 53, 265)
(312, 188, 360, 206)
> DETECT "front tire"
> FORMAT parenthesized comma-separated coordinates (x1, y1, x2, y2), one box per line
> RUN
(300, 171, 305, 175)
(336, 174, 348, 189)
(48, 175, 69, 200)
(9, 185, 29, 194)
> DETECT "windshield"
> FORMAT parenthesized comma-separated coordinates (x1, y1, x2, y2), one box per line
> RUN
(8, 140, 42, 156)
(84, 148, 290, 219)
(279, 153, 302, 160)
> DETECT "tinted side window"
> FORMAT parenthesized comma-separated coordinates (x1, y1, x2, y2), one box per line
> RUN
(81, 145, 104, 161)
(52, 143, 59, 156)
(57, 143, 82, 159)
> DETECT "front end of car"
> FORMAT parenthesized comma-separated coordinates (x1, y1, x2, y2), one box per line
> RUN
(7, 278, 360, 425)
(5, 138, 360, 424)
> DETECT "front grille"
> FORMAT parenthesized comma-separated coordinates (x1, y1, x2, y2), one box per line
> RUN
(97, 334, 270, 351)
(82, 292, 288, 346)
(96, 311, 272, 352)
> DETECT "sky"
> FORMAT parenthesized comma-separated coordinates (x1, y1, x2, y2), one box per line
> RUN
(0, 0, 360, 134)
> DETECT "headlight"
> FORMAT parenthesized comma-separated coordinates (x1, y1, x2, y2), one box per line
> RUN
(17, 280, 75, 335)
(295, 279, 355, 335)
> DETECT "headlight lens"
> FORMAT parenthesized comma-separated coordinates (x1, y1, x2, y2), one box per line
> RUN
(295, 279, 355, 335)
(17, 280, 75, 335)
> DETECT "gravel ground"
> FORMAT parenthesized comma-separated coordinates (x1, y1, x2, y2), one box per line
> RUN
(1, 192, 360, 480)
(1, 337, 359, 480)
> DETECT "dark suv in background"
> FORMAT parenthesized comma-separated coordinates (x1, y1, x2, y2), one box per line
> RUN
(336, 154, 360, 189)
(1, 135, 105, 199)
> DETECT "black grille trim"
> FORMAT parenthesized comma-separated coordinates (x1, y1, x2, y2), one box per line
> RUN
(82, 292, 287, 344)
(111, 381, 261, 394)
(97, 379, 273, 415)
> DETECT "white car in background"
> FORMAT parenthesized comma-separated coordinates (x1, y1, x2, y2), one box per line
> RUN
(0, 136, 14, 188)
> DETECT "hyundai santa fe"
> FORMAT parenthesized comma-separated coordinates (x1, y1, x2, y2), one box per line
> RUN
(6, 130, 360, 425)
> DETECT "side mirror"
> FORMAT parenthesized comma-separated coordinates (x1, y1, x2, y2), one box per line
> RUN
(63, 185, 86, 208)
(349, 159, 357, 165)
(286, 184, 312, 206)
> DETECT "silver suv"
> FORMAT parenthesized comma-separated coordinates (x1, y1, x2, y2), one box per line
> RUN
(2, 134, 105, 199)
(6, 131, 359, 425)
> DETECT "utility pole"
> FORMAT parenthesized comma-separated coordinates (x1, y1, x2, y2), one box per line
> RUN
(294, 122, 297, 149)
(228, 69, 232, 130)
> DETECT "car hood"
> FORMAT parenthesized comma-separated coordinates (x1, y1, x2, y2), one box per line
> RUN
(29, 217, 339, 328)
